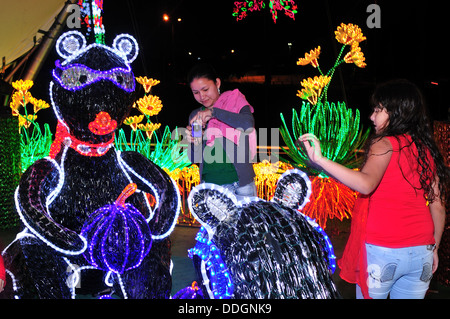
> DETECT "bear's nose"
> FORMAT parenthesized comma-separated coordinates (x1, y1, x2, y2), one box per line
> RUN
(88, 112, 117, 135)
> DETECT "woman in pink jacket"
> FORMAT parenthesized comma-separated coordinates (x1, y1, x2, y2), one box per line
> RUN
(0, 255, 5, 293)
(186, 63, 257, 198)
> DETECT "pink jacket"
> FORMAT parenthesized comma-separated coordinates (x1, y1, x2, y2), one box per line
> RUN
(206, 89, 257, 159)
(0, 254, 5, 283)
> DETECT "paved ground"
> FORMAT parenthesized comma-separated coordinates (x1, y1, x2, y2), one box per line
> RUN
(1, 217, 449, 299)
(170, 217, 450, 299)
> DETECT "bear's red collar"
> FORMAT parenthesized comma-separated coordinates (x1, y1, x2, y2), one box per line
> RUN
(49, 121, 115, 158)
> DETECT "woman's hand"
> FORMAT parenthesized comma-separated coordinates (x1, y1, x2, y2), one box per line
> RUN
(432, 249, 439, 274)
(298, 133, 325, 165)
(185, 125, 202, 145)
(190, 108, 213, 127)
(0, 279, 4, 293)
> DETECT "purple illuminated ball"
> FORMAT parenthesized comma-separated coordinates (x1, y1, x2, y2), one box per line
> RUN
(81, 184, 152, 274)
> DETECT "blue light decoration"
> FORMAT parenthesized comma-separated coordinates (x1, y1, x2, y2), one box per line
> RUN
(182, 169, 340, 299)
(172, 281, 204, 299)
(188, 226, 234, 299)
(301, 214, 336, 273)
(80, 183, 153, 274)
(52, 61, 135, 93)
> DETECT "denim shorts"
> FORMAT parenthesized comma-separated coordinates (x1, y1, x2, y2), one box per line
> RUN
(357, 243, 434, 299)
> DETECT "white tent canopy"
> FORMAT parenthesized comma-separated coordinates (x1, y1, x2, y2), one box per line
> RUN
(0, 0, 65, 66)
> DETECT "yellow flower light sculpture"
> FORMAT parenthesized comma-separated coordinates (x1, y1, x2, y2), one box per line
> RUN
(10, 90, 32, 116)
(280, 23, 369, 229)
(344, 44, 366, 68)
(18, 115, 37, 133)
(138, 122, 161, 139)
(297, 46, 321, 68)
(123, 115, 144, 131)
(12, 79, 34, 94)
(136, 76, 160, 94)
(136, 95, 163, 117)
(334, 23, 366, 46)
(297, 75, 331, 105)
(9, 79, 49, 128)
(117, 75, 166, 155)
(9, 79, 54, 173)
(294, 23, 367, 106)
(30, 97, 51, 114)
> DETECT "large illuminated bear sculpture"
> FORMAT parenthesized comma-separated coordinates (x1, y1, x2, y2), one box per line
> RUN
(1, 31, 180, 299)
(186, 169, 340, 299)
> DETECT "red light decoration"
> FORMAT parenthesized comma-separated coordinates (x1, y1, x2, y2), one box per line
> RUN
(88, 111, 117, 135)
(302, 176, 358, 229)
(49, 121, 115, 158)
(78, 0, 106, 44)
(232, 0, 298, 23)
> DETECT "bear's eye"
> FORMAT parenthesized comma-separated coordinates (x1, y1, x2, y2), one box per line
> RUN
(79, 74, 87, 84)
(116, 75, 124, 84)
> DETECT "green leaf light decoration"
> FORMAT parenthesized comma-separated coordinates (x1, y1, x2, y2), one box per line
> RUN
(115, 125, 190, 173)
(0, 112, 21, 229)
(280, 100, 370, 177)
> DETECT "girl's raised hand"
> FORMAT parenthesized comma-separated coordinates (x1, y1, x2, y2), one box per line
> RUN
(298, 133, 325, 164)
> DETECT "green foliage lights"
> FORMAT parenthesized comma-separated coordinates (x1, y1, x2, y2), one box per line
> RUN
(115, 125, 190, 173)
(0, 113, 21, 229)
(280, 101, 370, 176)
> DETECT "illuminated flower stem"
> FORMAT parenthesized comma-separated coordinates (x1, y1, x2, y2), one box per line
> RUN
(317, 45, 347, 105)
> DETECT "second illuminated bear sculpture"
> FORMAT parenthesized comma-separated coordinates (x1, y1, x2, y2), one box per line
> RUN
(1, 31, 180, 299)
(186, 169, 340, 299)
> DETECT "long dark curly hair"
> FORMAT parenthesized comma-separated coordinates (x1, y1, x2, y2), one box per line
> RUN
(366, 79, 449, 207)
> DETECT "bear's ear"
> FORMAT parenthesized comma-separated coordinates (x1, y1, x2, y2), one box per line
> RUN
(112, 34, 139, 63)
(271, 169, 312, 210)
(56, 31, 87, 60)
(188, 183, 239, 238)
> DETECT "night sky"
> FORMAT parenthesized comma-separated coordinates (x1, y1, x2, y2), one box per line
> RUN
(33, 0, 449, 137)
